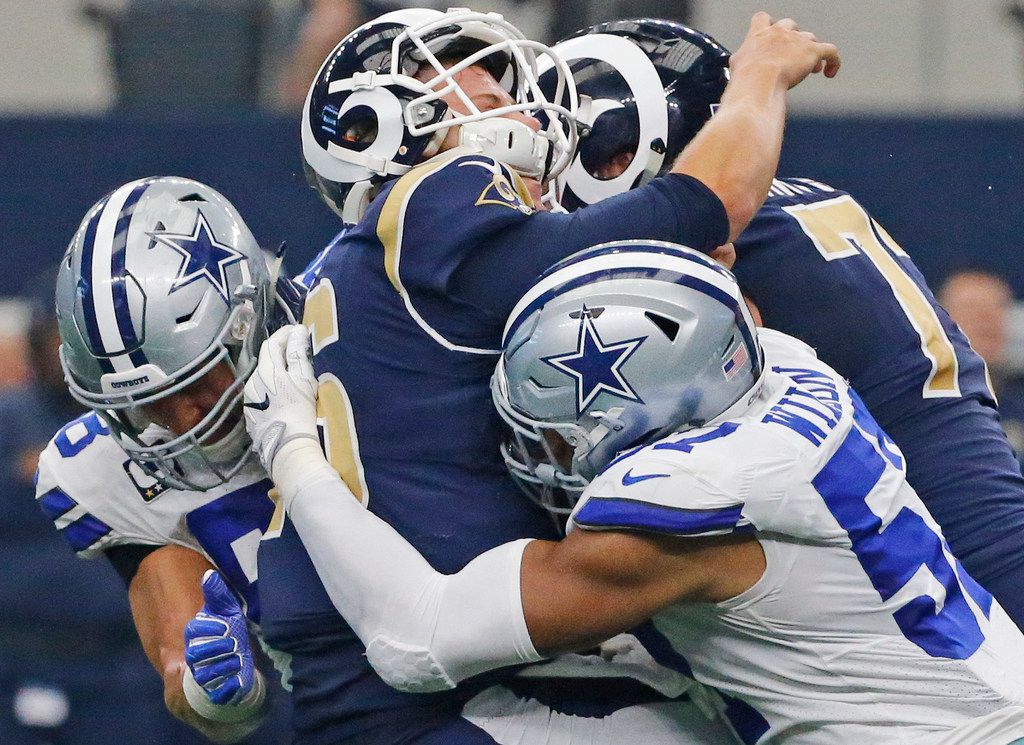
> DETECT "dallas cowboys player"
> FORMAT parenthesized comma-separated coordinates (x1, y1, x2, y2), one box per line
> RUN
(36, 177, 296, 743)
(247, 242, 1024, 744)
(241, 7, 839, 743)
(544, 18, 1024, 629)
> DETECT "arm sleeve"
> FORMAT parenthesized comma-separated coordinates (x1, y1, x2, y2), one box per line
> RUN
(452, 173, 729, 324)
(375, 156, 727, 345)
(272, 443, 543, 693)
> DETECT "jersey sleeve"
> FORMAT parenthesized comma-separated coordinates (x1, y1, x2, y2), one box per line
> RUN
(569, 429, 758, 538)
(371, 155, 728, 349)
(34, 419, 169, 559)
(452, 172, 729, 328)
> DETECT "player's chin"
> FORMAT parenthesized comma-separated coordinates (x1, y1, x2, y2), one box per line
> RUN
(524, 177, 546, 210)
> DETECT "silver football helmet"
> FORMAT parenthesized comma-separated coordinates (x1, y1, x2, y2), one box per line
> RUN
(492, 240, 762, 514)
(55, 176, 274, 490)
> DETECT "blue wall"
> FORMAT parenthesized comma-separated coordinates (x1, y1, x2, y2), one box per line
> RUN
(2, 114, 1022, 298)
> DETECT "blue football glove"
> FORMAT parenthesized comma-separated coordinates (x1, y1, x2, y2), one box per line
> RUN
(184, 570, 256, 706)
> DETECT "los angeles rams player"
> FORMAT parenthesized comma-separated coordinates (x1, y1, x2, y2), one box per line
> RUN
(235, 7, 840, 744)
(544, 18, 1024, 628)
(247, 243, 1024, 744)
(36, 177, 296, 743)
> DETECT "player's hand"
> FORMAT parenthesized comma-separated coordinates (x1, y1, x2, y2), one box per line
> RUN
(730, 12, 840, 90)
(184, 570, 258, 706)
(243, 324, 320, 476)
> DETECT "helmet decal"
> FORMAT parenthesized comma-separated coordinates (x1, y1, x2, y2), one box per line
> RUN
(542, 305, 646, 416)
(148, 210, 246, 304)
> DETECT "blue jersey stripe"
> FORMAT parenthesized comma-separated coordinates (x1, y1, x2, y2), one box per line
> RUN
(109, 181, 152, 367)
(78, 197, 115, 373)
(574, 496, 745, 535)
(37, 486, 78, 522)
(62, 513, 113, 553)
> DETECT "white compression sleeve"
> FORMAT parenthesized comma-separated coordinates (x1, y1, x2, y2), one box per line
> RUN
(272, 441, 544, 693)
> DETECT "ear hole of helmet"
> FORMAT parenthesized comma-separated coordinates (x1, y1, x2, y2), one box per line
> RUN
(337, 105, 379, 151)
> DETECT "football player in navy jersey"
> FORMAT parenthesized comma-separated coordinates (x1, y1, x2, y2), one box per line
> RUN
(240, 6, 839, 745)
(544, 18, 1024, 628)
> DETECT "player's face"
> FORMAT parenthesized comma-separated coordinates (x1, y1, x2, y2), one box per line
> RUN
(141, 362, 240, 439)
(543, 429, 574, 471)
(414, 62, 542, 154)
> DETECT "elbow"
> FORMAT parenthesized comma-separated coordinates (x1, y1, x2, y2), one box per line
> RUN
(364, 635, 459, 694)
(719, 191, 759, 244)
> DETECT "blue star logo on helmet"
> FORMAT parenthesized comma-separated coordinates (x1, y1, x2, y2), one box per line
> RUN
(148, 210, 245, 304)
(543, 306, 646, 416)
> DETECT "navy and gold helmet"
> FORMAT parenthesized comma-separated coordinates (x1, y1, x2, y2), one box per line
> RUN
(541, 19, 730, 210)
(302, 7, 579, 223)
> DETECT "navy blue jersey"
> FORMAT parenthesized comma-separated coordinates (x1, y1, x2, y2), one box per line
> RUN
(257, 154, 728, 743)
(733, 178, 1024, 627)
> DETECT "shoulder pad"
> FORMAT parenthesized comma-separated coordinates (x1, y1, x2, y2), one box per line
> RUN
(35, 415, 179, 558)
(571, 423, 756, 538)
(360, 153, 536, 353)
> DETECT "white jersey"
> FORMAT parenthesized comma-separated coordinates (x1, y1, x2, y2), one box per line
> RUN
(570, 329, 1024, 744)
(34, 412, 279, 621)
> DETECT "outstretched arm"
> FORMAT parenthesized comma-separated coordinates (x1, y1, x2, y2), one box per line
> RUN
(246, 326, 763, 691)
(673, 12, 840, 241)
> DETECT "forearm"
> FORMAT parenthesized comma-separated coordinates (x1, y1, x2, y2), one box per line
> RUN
(673, 64, 788, 242)
(128, 545, 265, 743)
(274, 441, 543, 692)
(163, 661, 265, 745)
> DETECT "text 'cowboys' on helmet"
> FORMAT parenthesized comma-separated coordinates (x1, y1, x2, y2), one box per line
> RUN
(492, 240, 762, 515)
(302, 6, 579, 223)
(56, 176, 274, 490)
(540, 19, 730, 211)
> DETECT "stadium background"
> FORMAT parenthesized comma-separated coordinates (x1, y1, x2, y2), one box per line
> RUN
(0, 1, 1021, 743)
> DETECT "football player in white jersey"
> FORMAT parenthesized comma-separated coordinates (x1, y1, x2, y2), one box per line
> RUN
(41, 179, 741, 745)
(247, 241, 1024, 744)
(36, 177, 297, 743)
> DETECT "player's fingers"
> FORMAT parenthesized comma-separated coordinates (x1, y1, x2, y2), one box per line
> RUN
(185, 617, 230, 639)
(208, 676, 242, 706)
(747, 11, 772, 33)
(285, 325, 315, 383)
(774, 17, 799, 32)
(255, 336, 279, 395)
(817, 43, 841, 77)
(201, 569, 243, 617)
(799, 30, 818, 42)
(186, 637, 237, 666)
(193, 655, 242, 687)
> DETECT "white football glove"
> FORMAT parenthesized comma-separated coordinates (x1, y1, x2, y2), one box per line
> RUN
(243, 325, 320, 475)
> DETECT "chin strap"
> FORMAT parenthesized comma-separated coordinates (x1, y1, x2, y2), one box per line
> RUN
(458, 119, 549, 178)
(342, 181, 376, 225)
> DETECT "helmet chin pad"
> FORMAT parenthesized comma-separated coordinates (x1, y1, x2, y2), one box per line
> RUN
(458, 118, 549, 179)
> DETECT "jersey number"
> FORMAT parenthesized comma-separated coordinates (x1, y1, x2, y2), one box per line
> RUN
(783, 196, 960, 398)
(303, 278, 369, 505)
(814, 405, 990, 660)
(186, 481, 276, 622)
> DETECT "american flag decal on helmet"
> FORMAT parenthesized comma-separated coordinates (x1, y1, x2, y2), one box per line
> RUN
(723, 342, 749, 380)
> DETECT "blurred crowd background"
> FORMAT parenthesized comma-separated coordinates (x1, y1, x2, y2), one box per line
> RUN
(0, 1, 1023, 743)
